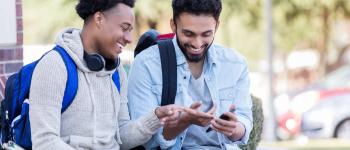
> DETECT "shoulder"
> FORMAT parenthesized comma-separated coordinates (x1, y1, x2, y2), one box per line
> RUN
(35, 50, 67, 74)
(133, 45, 161, 64)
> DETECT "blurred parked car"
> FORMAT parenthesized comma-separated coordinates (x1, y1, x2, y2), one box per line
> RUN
(274, 65, 350, 140)
(301, 93, 350, 139)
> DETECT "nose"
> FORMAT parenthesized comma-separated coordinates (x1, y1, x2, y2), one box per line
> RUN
(124, 32, 133, 44)
(192, 37, 204, 49)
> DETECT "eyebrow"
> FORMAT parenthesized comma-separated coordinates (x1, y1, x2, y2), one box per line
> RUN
(122, 23, 133, 30)
(182, 29, 213, 35)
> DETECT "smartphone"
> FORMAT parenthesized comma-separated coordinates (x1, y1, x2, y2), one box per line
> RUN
(218, 113, 230, 120)
(206, 108, 235, 132)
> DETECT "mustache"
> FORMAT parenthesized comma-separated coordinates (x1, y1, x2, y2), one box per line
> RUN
(184, 43, 209, 49)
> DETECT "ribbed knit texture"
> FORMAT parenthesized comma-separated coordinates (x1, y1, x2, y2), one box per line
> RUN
(29, 28, 161, 150)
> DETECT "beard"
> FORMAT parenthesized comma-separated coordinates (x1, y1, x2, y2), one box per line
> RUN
(177, 38, 211, 63)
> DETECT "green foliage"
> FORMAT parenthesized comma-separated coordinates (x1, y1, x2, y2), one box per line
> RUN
(239, 96, 264, 150)
(23, 0, 265, 66)
(133, 0, 173, 36)
(23, 0, 82, 44)
(272, 0, 350, 51)
(23, 0, 350, 71)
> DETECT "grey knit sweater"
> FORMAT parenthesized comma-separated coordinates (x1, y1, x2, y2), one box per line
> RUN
(29, 28, 161, 150)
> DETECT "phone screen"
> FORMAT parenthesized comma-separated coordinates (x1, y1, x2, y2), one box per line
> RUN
(219, 114, 230, 120)
(219, 108, 235, 120)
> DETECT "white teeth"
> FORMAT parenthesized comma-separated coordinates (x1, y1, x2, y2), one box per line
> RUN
(192, 48, 201, 52)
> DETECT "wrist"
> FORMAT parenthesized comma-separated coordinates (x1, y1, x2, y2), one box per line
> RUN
(180, 112, 192, 125)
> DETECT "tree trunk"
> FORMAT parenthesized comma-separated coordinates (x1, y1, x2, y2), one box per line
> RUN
(327, 44, 350, 73)
(318, 6, 330, 76)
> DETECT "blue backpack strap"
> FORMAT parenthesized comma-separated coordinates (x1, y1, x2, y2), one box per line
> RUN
(112, 71, 121, 93)
(53, 45, 78, 113)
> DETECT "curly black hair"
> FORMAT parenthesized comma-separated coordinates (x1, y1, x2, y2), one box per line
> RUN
(76, 0, 135, 20)
(172, 0, 222, 22)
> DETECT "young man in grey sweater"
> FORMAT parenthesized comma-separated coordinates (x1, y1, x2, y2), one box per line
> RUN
(29, 0, 183, 149)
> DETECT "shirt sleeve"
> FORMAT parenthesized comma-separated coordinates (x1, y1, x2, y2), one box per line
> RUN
(221, 61, 253, 145)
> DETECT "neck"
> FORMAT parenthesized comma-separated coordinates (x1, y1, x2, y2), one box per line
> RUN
(81, 26, 98, 54)
(188, 58, 205, 79)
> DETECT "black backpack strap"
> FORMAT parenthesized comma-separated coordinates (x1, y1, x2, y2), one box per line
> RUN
(157, 39, 177, 106)
(130, 39, 176, 150)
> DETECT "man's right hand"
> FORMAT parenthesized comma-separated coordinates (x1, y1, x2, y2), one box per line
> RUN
(182, 101, 216, 127)
(162, 101, 216, 140)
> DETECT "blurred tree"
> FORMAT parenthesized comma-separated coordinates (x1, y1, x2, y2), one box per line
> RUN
(220, 0, 264, 69)
(133, 0, 172, 36)
(226, 0, 350, 74)
(24, 0, 350, 73)
(274, 0, 350, 73)
(24, 0, 81, 44)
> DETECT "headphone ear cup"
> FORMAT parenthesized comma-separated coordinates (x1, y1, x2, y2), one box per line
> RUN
(84, 52, 105, 71)
(105, 57, 120, 71)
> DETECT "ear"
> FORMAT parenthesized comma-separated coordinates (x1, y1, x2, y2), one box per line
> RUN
(93, 11, 104, 29)
(170, 18, 176, 33)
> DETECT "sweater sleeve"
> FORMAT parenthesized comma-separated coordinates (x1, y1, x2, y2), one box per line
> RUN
(117, 65, 162, 150)
(29, 51, 75, 150)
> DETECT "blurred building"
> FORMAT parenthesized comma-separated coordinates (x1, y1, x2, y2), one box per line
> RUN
(286, 50, 320, 92)
(0, 0, 23, 100)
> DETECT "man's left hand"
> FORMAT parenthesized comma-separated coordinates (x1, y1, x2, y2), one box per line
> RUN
(155, 104, 184, 126)
(209, 105, 245, 141)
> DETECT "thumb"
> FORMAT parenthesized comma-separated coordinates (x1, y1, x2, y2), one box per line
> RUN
(190, 101, 202, 109)
(207, 103, 217, 114)
(155, 106, 173, 118)
(229, 104, 236, 112)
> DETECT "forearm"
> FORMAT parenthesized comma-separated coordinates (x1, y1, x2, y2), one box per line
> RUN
(120, 111, 161, 149)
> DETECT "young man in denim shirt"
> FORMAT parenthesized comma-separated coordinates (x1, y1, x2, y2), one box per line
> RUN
(128, 0, 253, 149)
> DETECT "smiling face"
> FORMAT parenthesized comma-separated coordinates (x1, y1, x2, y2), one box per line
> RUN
(171, 12, 218, 63)
(95, 3, 135, 59)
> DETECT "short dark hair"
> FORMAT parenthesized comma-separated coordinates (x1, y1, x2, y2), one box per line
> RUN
(172, 0, 222, 22)
(76, 0, 135, 20)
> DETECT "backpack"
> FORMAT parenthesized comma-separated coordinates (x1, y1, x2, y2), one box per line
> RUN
(131, 30, 177, 150)
(134, 29, 177, 106)
(0, 45, 121, 150)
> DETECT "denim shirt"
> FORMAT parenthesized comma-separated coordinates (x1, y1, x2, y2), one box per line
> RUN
(128, 37, 253, 150)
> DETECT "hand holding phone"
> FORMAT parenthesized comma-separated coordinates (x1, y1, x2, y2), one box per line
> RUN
(206, 108, 235, 132)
